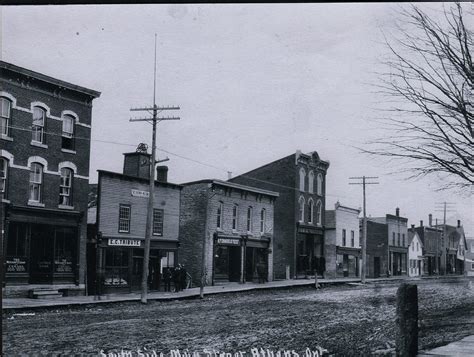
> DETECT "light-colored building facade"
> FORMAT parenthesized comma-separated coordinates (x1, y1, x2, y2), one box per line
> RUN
(408, 229, 423, 277)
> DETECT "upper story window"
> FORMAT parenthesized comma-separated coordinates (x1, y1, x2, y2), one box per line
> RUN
(416, 242, 419, 251)
(316, 173, 323, 196)
(392, 232, 396, 246)
(342, 229, 347, 246)
(308, 198, 314, 224)
(351, 230, 355, 247)
(232, 204, 238, 231)
(59, 168, 73, 207)
(412, 242, 415, 251)
(216, 202, 223, 229)
(62, 114, 75, 150)
(0, 157, 8, 198)
(316, 200, 322, 225)
(32, 107, 46, 144)
(402, 234, 405, 247)
(308, 171, 314, 194)
(299, 168, 306, 192)
(118, 204, 131, 233)
(260, 208, 266, 234)
(1, 97, 11, 137)
(247, 206, 253, 232)
(298, 196, 305, 223)
(397, 233, 401, 246)
(29, 162, 43, 202)
(153, 209, 164, 236)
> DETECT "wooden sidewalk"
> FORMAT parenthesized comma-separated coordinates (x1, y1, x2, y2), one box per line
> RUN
(418, 335, 474, 356)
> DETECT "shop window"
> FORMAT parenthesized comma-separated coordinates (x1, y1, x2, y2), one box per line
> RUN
(6, 223, 28, 273)
(299, 168, 306, 192)
(54, 227, 75, 273)
(153, 209, 164, 236)
(118, 204, 131, 233)
(161, 251, 175, 273)
(308, 171, 314, 194)
(62, 114, 75, 150)
(316, 200, 322, 225)
(216, 202, 223, 229)
(232, 204, 238, 231)
(298, 196, 305, 223)
(104, 248, 129, 286)
(59, 168, 73, 206)
(260, 208, 266, 234)
(247, 206, 253, 232)
(0, 157, 8, 199)
(351, 230, 355, 247)
(29, 162, 43, 202)
(342, 229, 346, 246)
(308, 198, 314, 224)
(316, 174, 323, 196)
(32, 107, 46, 144)
(1, 97, 11, 136)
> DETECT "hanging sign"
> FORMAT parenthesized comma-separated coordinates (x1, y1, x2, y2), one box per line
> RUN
(108, 238, 141, 247)
(131, 189, 150, 198)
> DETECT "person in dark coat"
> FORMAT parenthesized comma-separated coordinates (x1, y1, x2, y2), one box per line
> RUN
(163, 268, 172, 292)
(256, 261, 266, 284)
(173, 265, 181, 292)
(180, 265, 187, 290)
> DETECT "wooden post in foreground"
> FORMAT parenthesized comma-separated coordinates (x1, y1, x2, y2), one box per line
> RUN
(396, 283, 418, 356)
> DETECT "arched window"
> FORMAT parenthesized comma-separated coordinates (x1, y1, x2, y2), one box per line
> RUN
(62, 114, 75, 150)
(0, 157, 8, 198)
(260, 208, 266, 233)
(298, 196, 305, 222)
(1, 97, 11, 137)
(29, 162, 43, 202)
(32, 107, 46, 144)
(316, 200, 322, 225)
(216, 202, 223, 229)
(299, 168, 306, 192)
(59, 168, 74, 206)
(308, 198, 314, 224)
(316, 173, 323, 196)
(247, 207, 253, 232)
(232, 204, 238, 231)
(308, 171, 314, 194)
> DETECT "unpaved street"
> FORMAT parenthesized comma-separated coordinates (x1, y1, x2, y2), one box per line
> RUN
(3, 278, 474, 356)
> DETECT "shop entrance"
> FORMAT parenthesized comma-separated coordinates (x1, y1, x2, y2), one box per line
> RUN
(214, 245, 241, 282)
(245, 247, 267, 282)
(130, 249, 161, 291)
(30, 225, 54, 283)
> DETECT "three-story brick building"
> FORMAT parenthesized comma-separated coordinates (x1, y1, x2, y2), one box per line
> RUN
(0, 61, 100, 296)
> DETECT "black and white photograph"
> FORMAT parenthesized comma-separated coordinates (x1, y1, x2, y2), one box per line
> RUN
(0, 2, 473, 356)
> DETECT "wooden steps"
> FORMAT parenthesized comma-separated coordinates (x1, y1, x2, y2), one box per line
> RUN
(28, 288, 64, 299)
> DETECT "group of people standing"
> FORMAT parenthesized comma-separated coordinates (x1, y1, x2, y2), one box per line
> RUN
(162, 264, 187, 292)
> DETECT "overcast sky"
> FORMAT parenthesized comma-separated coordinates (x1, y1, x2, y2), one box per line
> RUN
(2, 3, 472, 233)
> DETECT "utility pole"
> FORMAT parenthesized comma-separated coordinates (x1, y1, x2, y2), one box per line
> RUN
(349, 176, 379, 284)
(130, 34, 180, 303)
(435, 202, 456, 275)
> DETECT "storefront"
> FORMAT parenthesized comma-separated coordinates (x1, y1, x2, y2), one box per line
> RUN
(97, 237, 178, 294)
(4, 205, 81, 286)
(336, 247, 360, 278)
(389, 248, 408, 276)
(296, 225, 324, 277)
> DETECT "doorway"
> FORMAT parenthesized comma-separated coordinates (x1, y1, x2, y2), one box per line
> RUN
(374, 256, 381, 278)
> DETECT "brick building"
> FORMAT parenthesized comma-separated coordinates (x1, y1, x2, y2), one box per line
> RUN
(0, 61, 100, 297)
(325, 202, 361, 278)
(90, 150, 182, 294)
(365, 220, 389, 278)
(367, 208, 409, 277)
(179, 179, 278, 285)
(229, 150, 332, 279)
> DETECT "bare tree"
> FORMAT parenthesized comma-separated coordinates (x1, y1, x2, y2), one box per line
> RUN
(365, 3, 473, 190)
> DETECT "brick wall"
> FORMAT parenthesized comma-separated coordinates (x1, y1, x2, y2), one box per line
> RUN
(365, 220, 389, 278)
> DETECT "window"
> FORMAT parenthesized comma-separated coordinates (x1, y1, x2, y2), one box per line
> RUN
(32, 107, 46, 143)
(316, 174, 323, 196)
(308, 171, 314, 194)
(216, 202, 223, 229)
(29, 163, 43, 202)
(260, 209, 266, 233)
(298, 196, 305, 222)
(247, 207, 253, 232)
(104, 248, 129, 286)
(316, 200, 322, 225)
(59, 168, 73, 206)
(308, 199, 314, 224)
(299, 168, 306, 192)
(0, 157, 8, 198)
(1, 97, 11, 136)
(232, 204, 238, 231)
(342, 229, 347, 246)
(397, 233, 401, 246)
(392, 232, 395, 246)
(417, 242, 419, 251)
(402, 234, 405, 247)
(351, 230, 355, 247)
(62, 114, 75, 150)
(118, 204, 131, 233)
(412, 242, 415, 251)
(153, 209, 164, 236)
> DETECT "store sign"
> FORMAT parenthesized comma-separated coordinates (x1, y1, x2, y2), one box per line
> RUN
(55, 259, 73, 273)
(217, 238, 240, 246)
(108, 238, 141, 247)
(131, 189, 150, 198)
(6, 258, 27, 273)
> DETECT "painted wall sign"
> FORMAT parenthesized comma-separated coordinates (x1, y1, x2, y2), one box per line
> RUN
(217, 238, 240, 246)
(108, 238, 141, 247)
(6, 258, 27, 273)
(131, 189, 150, 198)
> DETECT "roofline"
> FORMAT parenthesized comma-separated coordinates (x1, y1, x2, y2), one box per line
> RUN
(230, 153, 295, 181)
(1, 60, 101, 98)
(98, 170, 183, 189)
(181, 178, 280, 197)
(335, 203, 361, 214)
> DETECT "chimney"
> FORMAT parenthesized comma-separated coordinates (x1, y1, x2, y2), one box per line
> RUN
(411, 224, 415, 229)
(429, 214, 433, 227)
(396, 207, 400, 217)
(420, 220, 423, 227)
(457, 220, 461, 228)
(156, 166, 168, 182)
